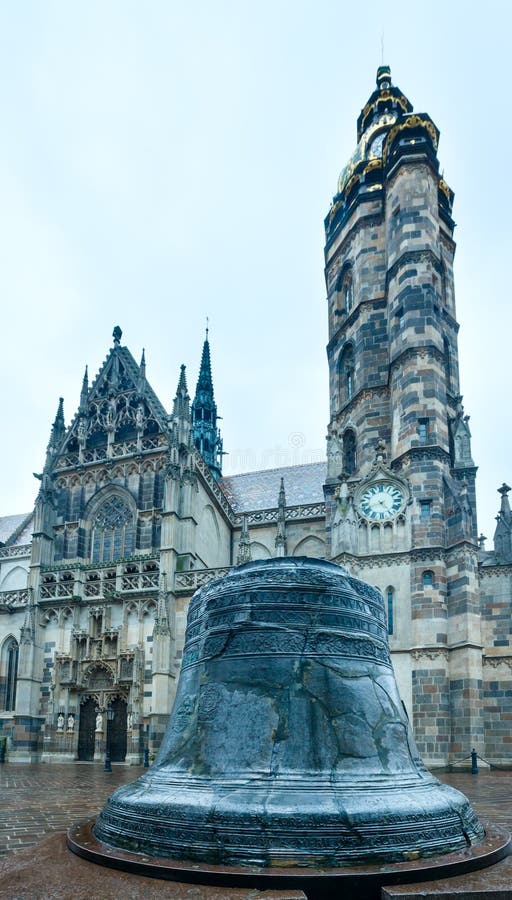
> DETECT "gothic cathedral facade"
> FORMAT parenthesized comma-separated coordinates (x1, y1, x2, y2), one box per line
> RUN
(1, 67, 512, 768)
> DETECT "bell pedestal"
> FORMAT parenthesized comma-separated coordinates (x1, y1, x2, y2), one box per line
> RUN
(69, 559, 509, 894)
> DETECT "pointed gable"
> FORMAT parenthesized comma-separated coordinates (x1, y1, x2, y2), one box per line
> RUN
(59, 327, 170, 457)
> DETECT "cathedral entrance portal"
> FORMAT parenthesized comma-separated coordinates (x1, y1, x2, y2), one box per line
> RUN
(110, 696, 127, 762)
(78, 697, 97, 761)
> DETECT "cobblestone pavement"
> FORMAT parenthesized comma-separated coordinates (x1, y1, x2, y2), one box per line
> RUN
(0, 763, 511, 857)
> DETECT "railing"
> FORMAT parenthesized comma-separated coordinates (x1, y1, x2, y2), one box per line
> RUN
(0, 589, 29, 608)
(40, 557, 159, 601)
(56, 435, 168, 470)
(174, 567, 231, 593)
(233, 502, 325, 526)
(0, 544, 31, 559)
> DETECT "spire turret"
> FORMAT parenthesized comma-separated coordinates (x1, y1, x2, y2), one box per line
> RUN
(493, 484, 512, 562)
(192, 328, 223, 480)
(275, 478, 287, 557)
(45, 397, 65, 468)
(236, 515, 252, 565)
(79, 366, 89, 412)
(138, 349, 147, 393)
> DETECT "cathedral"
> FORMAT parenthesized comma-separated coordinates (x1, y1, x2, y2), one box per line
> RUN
(1, 67, 511, 768)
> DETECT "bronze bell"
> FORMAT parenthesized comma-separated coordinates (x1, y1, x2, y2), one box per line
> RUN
(95, 558, 484, 867)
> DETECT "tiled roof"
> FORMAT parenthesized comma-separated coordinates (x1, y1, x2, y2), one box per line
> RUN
(0, 513, 33, 546)
(220, 462, 327, 513)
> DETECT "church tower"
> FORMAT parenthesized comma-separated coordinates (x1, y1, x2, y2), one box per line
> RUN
(324, 67, 481, 766)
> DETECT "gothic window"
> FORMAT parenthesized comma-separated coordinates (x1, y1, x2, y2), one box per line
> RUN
(386, 587, 394, 635)
(91, 495, 135, 563)
(343, 274, 354, 313)
(422, 570, 434, 588)
(2, 637, 18, 711)
(338, 344, 355, 404)
(342, 429, 357, 475)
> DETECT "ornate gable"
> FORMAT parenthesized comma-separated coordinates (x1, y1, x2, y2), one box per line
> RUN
(58, 327, 170, 465)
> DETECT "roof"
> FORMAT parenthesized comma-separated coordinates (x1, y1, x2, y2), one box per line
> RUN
(220, 462, 327, 514)
(0, 512, 33, 546)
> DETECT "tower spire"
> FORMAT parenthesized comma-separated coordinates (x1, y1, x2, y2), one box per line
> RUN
(46, 397, 65, 465)
(192, 328, 223, 479)
(138, 348, 147, 393)
(79, 366, 89, 412)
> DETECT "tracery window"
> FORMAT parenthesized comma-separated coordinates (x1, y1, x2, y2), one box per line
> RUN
(338, 344, 355, 404)
(91, 495, 135, 563)
(2, 638, 18, 711)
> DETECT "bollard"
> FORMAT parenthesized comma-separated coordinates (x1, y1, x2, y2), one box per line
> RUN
(471, 747, 478, 775)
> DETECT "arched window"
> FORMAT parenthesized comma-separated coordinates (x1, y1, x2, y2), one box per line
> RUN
(386, 587, 394, 635)
(342, 429, 357, 476)
(338, 344, 355, 404)
(91, 495, 135, 563)
(422, 570, 434, 588)
(2, 637, 18, 711)
(343, 274, 354, 313)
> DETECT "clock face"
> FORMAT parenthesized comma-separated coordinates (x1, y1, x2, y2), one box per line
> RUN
(359, 483, 404, 520)
(369, 133, 385, 158)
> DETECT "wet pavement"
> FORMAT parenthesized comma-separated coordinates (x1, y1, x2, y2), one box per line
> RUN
(0, 763, 511, 858)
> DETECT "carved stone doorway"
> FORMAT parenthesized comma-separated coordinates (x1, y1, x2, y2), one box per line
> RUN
(110, 696, 127, 762)
(78, 697, 97, 761)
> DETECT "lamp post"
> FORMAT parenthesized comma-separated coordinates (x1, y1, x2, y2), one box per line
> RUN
(104, 705, 114, 772)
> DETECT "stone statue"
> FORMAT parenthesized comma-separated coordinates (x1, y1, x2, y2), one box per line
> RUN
(77, 419, 87, 449)
(67, 714, 75, 732)
(57, 713, 64, 732)
(127, 712, 133, 730)
(95, 712, 103, 733)
(135, 404, 145, 431)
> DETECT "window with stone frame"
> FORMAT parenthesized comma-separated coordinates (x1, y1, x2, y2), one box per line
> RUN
(91, 495, 135, 563)
(343, 272, 354, 313)
(422, 570, 434, 588)
(342, 429, 357, 475)
(1, 637, 18, 711)
(338, 344, 355, 404)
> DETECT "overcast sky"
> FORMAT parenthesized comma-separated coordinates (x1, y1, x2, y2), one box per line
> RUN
(0, 1, 510, 544)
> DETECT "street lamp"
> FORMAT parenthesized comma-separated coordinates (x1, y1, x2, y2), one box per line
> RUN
(104, 705, 114, 772)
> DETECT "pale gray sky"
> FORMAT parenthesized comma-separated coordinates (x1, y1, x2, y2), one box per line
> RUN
(0, 1, 510, 543)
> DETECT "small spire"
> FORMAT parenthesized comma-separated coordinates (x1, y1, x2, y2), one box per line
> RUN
(499, 483, 512, 523)
(275, 478, 287, 557)
(237, 515, 252, 565)
(172, 364, 191, 421)
(154, 573, 171, 636)
(478, 534, 487, 552)
(79, 366, 89, 411)
(138, 349, 146, 392)
(112, 325, 122, 346)
(53, 397, 65, 433)
(206, 316, 209, 341)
